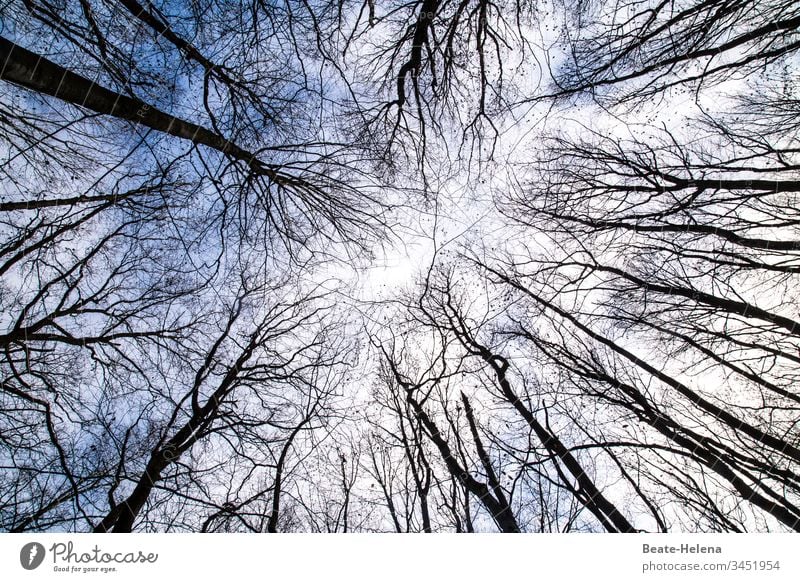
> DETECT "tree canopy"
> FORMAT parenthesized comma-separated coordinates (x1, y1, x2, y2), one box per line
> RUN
(2, 0, 799, 532)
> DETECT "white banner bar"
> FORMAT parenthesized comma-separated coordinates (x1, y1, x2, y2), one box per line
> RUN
(2, 534, 798, 581)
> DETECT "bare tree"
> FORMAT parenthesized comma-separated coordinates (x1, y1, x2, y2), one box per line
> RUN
(0, 0, 388, 533)
(3, 0, 800, 535)
(546, 0, 800, 106)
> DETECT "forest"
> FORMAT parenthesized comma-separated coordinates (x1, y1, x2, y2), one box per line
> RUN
(1, 0, 799, 532)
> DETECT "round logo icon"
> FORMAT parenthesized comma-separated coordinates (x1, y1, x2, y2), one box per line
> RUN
(20, 542, 46, 570)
